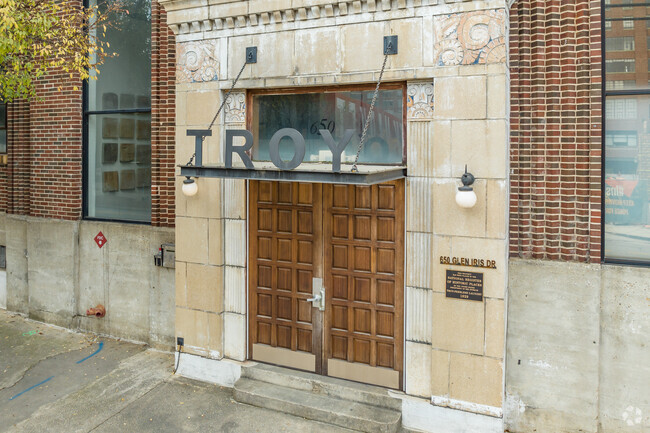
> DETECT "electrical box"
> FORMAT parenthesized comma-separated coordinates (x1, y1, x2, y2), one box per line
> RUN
(161, 243, 175, 268)
(0, 245, 5, 269)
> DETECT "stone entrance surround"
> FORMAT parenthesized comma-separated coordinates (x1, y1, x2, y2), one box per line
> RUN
(162, 1, 509, 431)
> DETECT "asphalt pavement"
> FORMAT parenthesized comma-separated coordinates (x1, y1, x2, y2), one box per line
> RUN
(0, 310, 355, 433)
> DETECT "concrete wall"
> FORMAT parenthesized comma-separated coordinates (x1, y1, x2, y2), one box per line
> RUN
(506, 259, 650, 432)
(0, 213, 175, 350)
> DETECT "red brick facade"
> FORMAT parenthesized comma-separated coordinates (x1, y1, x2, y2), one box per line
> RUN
(509, 0, 603, 263)
(0, 1, 176, 227)
(151, 1, 176, 227)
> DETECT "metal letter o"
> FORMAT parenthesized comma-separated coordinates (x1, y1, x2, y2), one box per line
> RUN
(268, 128, 306, 170)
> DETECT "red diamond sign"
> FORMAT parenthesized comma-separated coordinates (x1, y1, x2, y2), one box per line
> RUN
(94, 232, 107, 248)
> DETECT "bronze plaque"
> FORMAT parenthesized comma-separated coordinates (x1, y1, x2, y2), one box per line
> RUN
(446, 270, 483, 302)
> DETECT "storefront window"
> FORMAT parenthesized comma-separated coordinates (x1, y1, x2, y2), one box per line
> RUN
(251, 87, 405, 165)
(604, 2, 650, 262)
(84, 0, 151, 222)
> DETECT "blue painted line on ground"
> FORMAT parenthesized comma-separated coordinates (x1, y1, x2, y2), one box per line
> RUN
(76, 341, 104, 364)
(9, 376, 54, 400)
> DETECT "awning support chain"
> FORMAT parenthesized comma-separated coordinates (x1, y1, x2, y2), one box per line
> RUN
(351, 53, 389, 173)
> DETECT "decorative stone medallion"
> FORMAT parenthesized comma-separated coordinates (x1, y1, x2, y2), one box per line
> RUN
(176, 40, 220, 83)
(407, 81, 435, 121)
(224, 91, 246, 124)
(433, 9, 506, 66)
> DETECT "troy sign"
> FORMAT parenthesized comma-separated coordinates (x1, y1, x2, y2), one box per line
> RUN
(187, 128, 357, 173)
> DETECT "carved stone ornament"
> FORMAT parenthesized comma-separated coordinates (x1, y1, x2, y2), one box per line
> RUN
(433, 9, 507, 66)
(224, 91, 246, 124)
(407, 81, 434, 121)
(177, 40, 220, 83)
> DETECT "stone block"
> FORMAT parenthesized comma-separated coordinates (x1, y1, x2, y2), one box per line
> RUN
(485, 298, 504, 358)
(430, 234, 452, 293)
(431, 348, 450, 397)
(450, 119, 507, 180)
(224, 220, 246, 267)
(486, 179, 507, 239)
(434, 76, 486, 120)
(431, 178, 487, 238)
(208, 312, 223, 357)
(176, 216, 209, 264)
(185, 90, 221, 126)
(407, 178, 434, 232)
(342, 22, 388, 72)
(187, 263, 223, 313)
(176, 261, 187, 307)
(406, 122, 430, 178)
(390, 19, 423, 69)
(221, 179, 246, 219)
(186, 177, 222, 219)
(224, 312, 246, 361)
(449, 237, 507, 299)
(430, 121, 451, 177)
(431, 291, 484, 355)
(295, 28, 339, 75)
(176, 307, 206, 354)
(225, 266, 246, 314)
(249, 0, 290, 14)
(406, 286, 432, 344)
(487, 73, 507, 119)
(450, 353, 503, 408)
(209, 219, 224, 266)
(252, 31, 294, 78)
(406, 232, 433, 289)
(405, 341, 432, 397)
(227, 35, 254, 80)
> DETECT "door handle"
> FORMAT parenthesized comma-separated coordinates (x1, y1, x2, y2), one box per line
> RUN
(307, 289, 325, 311)
(310, 278, 325, 311)
(307, 293, 321, 302)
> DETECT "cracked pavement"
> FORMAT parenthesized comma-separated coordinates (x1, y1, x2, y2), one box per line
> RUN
(0, 310, 354, 432)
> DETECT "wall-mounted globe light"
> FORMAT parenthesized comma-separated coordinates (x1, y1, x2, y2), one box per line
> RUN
(455, 166, 477, 209)
(182, 176, 198, 197)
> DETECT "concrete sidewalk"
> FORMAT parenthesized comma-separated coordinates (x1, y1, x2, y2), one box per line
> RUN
(0, 310, 355, 432)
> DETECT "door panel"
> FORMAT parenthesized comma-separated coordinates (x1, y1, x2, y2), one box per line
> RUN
(249, 181, 323, 372)
(323, 180, 405, 389)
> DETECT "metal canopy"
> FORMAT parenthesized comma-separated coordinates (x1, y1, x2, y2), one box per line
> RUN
(180, 162, 407, 185)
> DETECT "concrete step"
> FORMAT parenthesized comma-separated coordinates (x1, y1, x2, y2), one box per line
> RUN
(240, 363, 402, 411)
(233, 377, 402, 433)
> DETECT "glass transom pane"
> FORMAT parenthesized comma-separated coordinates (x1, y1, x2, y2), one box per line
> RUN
(252, 89, 404, 166)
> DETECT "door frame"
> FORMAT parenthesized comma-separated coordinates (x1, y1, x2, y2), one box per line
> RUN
(246, 180, 406, 390)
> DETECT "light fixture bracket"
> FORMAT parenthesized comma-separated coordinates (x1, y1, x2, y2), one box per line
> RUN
(461, 165, 475, 188)
(246, 46, 257, 64)
(384, 35, 398, 55)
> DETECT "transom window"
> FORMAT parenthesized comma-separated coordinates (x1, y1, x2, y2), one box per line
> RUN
(249, 85, 405, 167)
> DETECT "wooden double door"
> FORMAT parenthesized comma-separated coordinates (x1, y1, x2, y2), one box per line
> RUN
(249, 180, 404, 389)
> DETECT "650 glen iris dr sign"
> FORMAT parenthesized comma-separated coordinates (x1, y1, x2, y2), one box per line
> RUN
(187, 127, 357, 173)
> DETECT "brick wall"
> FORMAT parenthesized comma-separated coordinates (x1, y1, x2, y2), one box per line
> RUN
(151, 2, 176, 228)
(509, 0, 602, 263)
(0, 0, 176, 227)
